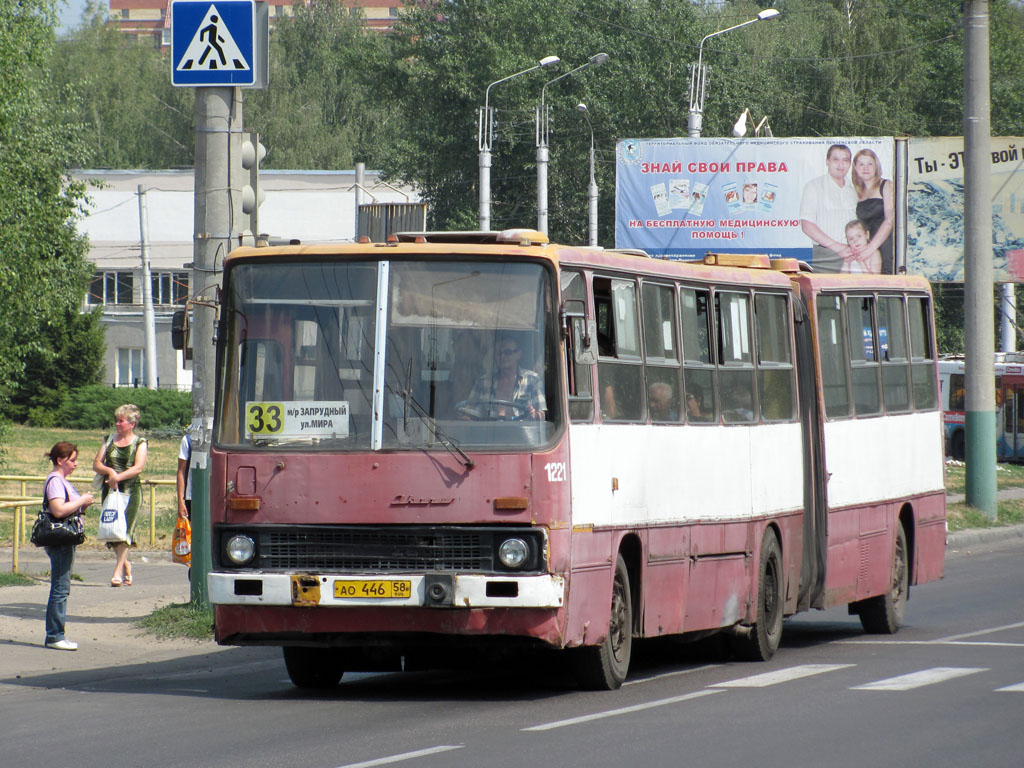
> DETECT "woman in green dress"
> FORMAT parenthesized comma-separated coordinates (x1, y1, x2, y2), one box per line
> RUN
(93, 403, 148, 587)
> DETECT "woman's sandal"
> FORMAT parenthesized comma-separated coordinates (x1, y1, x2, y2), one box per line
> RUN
(110, 577, 123, 587)
(123, 563, 133, 587)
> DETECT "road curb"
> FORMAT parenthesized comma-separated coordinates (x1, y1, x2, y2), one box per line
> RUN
(945, 523, 1024, 548)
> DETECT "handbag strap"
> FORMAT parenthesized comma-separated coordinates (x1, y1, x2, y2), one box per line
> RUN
(43, 474, 70, 515)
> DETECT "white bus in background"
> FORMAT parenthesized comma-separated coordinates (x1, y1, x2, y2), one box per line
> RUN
(938, 354, 1024, 461)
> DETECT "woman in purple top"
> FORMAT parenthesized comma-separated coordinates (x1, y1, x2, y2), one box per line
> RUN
(42, 442, 94, 651)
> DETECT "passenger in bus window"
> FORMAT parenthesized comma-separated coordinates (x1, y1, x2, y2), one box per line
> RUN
(685, 390, 703, 421)
(648, 381, 678, 421)
(460, 335, 546, 420)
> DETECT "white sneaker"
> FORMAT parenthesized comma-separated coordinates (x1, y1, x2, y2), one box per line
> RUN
(45, 639, 78, 651)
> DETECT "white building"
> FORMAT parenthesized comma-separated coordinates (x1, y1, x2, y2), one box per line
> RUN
(75, 169, 422, 390)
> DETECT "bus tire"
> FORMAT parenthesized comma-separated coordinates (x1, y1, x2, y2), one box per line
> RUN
(732, 529, 784, 661)
(950, 430, 965, 461)
(856, 523, 908, 634)
(283, 646, 344, 689)
(573, 554, 632, 690)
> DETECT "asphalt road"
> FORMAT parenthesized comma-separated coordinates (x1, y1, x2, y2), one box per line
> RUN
(2, 535, 1023, 768)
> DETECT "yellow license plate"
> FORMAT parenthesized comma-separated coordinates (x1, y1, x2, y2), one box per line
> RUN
(334, 579, 412, 599)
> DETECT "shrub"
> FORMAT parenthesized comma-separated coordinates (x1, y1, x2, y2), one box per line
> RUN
(55, 385, 191, 431)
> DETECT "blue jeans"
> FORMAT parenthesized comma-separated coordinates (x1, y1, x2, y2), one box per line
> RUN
(45, 544, 75, 643)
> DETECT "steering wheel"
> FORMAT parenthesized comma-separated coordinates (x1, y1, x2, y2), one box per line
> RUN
(456, 399, 527, 421)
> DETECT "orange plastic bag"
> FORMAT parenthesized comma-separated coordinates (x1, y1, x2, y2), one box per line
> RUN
(172, 517, 192, 566)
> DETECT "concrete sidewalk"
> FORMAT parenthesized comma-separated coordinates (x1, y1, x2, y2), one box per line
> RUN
(0, 546, 232, 685)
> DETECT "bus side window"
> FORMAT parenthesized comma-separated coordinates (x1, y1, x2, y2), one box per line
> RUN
(642, 282, 682, 422)
(878, 296, 911, 412)
(755, 292, 796, 422)
(717, 290, 756, 424)
(948, 373, 965, 411)
(562, 271, 594, 422)
(816, 294, 851, 419)
(847, 295, 881, 416)
(908, 295, 938, 410)
(679, 287, 716, 423)
(595, 277, 644, 421)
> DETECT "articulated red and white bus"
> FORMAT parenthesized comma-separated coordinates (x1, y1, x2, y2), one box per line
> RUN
(206, 229, 946, 690)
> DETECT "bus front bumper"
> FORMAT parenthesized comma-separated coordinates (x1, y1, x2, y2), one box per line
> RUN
(208, 571, 565, 609)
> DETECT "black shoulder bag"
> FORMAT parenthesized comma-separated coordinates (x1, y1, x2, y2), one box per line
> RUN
(31, 478, 86, 547)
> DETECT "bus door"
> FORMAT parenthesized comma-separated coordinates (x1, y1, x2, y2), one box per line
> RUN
(999, 376, 1024, 461)
(792, 289, 826, 612)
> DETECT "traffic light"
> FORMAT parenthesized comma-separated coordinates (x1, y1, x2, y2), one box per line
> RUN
(241, 132, 266, 241)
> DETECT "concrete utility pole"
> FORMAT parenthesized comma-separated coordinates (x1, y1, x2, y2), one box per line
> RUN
(1001, 284, 1015, 352)
(190, 86, 243, 603)
(963, 0, 997, 518)
(137, 186, 158, 389)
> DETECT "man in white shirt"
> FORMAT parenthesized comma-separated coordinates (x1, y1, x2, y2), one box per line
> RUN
(800, 144, 858, 273)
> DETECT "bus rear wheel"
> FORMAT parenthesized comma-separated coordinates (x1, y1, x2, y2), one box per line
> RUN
(283, 646, 344, 689)
(573, 554, 632, 690)
(732, 529, 784, 661)
(856, 523, 908, 634)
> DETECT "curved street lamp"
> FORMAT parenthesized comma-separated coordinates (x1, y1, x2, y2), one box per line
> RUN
(576, 103, 598, 247)
(687, 9, 780, 138)
(536, 53, 609, 234)
(478, 55, 561, 231)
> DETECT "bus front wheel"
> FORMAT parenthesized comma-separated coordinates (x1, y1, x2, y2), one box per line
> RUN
(855, 523, 908, 634)
(732, 529, 784, 661)
(283, 646, 344, 689)
(573, 554, 632, 690)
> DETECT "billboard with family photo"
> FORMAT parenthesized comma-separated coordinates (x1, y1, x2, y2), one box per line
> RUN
(615, 136, 896, 273)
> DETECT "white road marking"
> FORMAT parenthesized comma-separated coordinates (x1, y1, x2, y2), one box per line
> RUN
(335, 745, 463, 768)
(995, 682, 1024, 692)
(623, 664, 723, 686)
(934, 620, 1024, 643)
(839, 640, 1024, 648)
(523, 689, 723, 732)
(710, 664, 855, 688)
(851, 667, 988, 691)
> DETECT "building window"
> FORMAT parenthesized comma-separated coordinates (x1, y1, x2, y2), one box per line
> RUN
(152, 271, 189, 305)
(88, 271, 134, 305)
(117, 348, 145, 387)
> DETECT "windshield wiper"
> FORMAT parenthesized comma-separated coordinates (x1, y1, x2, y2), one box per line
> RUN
(397, 386, 475, 470)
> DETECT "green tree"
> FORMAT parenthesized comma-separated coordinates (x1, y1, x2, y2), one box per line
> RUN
(246, 0, 397, 170)
(6, 306, 106, 424)
(0, 0, 93, 444)
(47, 6, 194, 168)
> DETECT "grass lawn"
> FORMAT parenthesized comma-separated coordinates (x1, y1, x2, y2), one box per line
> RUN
(1, 424, 183, 550)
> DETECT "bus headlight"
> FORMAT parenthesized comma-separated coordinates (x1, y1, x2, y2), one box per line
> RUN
(225, 534, 256, 566)
(498, 537, 530, 569)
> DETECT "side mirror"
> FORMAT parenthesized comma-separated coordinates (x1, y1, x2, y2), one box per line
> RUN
(572, 317, 598, 365)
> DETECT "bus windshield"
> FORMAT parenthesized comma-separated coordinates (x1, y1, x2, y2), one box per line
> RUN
(215, 258, 561, 452)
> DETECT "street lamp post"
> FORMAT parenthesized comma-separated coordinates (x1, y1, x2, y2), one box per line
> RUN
(478, 55, 561, 231)
(687, 9, 780, 138)
(536, 53, 609, 234)
(576, 103, 598, 247)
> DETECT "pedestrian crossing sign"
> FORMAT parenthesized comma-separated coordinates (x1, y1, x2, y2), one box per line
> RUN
(171, 0, 268, 87)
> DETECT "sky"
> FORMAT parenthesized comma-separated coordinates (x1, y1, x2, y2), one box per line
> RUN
(57, 0, 93, 34)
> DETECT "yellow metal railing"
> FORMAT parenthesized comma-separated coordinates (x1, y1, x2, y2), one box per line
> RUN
(1, 476, 176, 573)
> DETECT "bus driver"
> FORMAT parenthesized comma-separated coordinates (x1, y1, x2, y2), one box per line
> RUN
(460, 335, 546, 420)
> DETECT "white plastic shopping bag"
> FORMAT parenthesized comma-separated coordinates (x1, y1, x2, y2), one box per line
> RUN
(96, 491, 130, 543)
